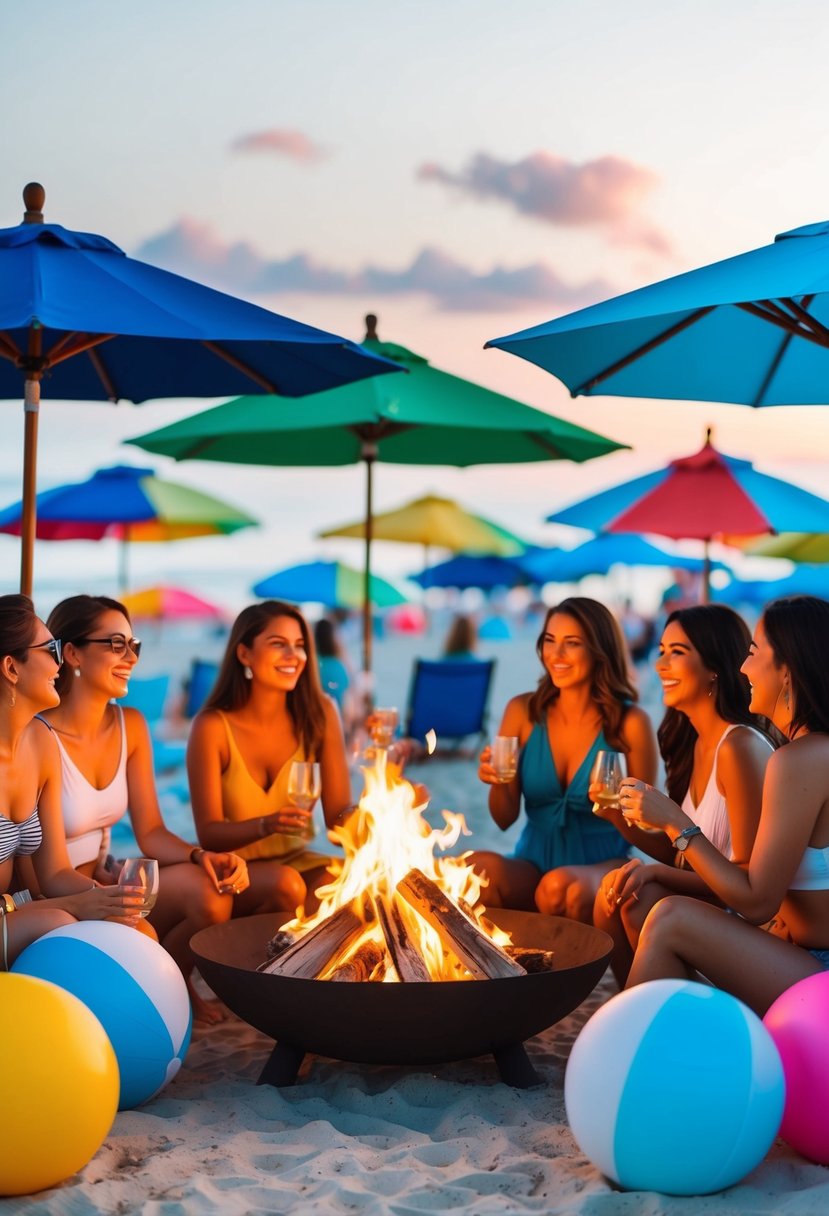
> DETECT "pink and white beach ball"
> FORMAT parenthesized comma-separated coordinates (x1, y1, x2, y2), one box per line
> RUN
(13, 920, 191, 1110)
(564, 980, 784, 1195)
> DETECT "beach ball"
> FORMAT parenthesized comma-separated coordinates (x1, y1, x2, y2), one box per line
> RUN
(764, 971, 829, 1163)
(565, 980, 784, 1194)
(0, 973, 119, 1195)
(13, 920, 192, 1110)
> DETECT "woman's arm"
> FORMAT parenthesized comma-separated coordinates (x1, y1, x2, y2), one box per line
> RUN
(716, 728, 770, 864)
(593, 706, 675, 863)
(480, 695, 529, 831)
(187, 711, 268, 851)
(123, 708, 198, 865)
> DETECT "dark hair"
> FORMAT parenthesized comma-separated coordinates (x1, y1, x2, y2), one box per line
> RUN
(443, 614, 477, 657)
(0, 594, 39, 662)
(204, 600, 326, 758)
(46, 594, 131, 699)
(314, 617, 340, 659)
(763, 596, 829, 738)
(657, 604, 763, 803)
(527, 597, 637, 751)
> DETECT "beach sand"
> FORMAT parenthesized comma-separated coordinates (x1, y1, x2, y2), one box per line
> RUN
(6, 629, 829, 1213)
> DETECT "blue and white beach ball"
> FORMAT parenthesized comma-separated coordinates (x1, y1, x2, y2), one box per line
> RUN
(564, 980, 784, 1195)
(13, 920, 192, 1110)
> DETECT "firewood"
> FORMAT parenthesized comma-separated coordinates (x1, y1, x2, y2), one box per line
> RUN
(326, 939, 387, 982)
(504, 946, 555, 974)
(373, 890, 432, 982)
(259, 901, 364, 979)
(261, 928, 299, 963)
(396, 869, 527, 980)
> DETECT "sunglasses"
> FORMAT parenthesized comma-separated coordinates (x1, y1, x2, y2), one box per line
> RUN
(80, 635, 143, 659)
(27, 638, 63, 665)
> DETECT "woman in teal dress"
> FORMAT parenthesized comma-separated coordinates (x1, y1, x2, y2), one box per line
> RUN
(473, 597, 657, 918)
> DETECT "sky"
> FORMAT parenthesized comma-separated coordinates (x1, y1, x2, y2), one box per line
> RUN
(3, 0, 829, 613)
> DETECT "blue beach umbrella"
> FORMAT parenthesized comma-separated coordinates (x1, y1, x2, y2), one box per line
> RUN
(412, 552, 532, 591)
(253, 560, 408, 611)
(521, 535, 727, 583)
(0, 183, 399, 594)
(486, 218, 829, 407)
(714, 565, 829, 606)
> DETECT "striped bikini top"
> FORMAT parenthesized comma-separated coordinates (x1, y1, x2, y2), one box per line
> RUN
(0, 807, 43, 863)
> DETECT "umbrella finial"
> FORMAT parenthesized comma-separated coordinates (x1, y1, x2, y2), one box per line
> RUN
(22, 182, 45, 224)
(364, 313, 379, 341)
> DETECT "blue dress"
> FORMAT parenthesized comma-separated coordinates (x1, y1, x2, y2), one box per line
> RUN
(513, 715, 627, 872)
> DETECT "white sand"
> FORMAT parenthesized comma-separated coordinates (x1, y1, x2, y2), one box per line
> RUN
(6, 633, 829, 1212)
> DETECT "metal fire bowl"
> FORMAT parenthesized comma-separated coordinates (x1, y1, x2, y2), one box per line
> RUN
(192, 909, 611, 1086)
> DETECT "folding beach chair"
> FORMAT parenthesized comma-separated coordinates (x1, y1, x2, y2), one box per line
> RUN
(183, 658, 220, 718)
(122, 673, 170, 724)
(404, 658, 496, 754)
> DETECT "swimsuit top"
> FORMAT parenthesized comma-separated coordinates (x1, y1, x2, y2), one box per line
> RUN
(47, 707, 129, 868)
(680, 724, 772, 861)
(790, 844, 829, 891)
(215, 710, 310, 862)
(0, 807, 42, 863)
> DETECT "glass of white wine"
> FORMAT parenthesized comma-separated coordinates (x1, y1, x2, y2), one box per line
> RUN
(589, 750, 626, 817)
(118, 857, 160, 918)
(370, 707, 399, 749)
(287, 761, 321, 839)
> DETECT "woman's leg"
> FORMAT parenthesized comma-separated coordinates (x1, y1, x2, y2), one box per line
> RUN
(149, 863, 234, 1023)
(628, 895, 826, 1015)
(593, 878, 670, 987)
(4, 906, 76, 968)
(468, 851, 541, 910)
(231, 859, 306, 919)
(535, 858, 627, 923)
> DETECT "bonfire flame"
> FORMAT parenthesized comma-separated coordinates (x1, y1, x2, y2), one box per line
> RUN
(282, 748, 510, 981)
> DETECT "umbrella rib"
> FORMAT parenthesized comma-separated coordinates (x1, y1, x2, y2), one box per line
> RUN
(737, 298, 829, 348)
(45, 332, 117, 367)
(0, 332, 21, 362)
(573, 307, 714, 394)
(87, 346, 119, 400)
(201, 341, 281, 394)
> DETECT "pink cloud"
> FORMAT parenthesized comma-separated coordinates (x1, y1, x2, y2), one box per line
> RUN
(418, 151, 672, 254)
(135, 220, 617, 313)
(230, 128, 327, 163)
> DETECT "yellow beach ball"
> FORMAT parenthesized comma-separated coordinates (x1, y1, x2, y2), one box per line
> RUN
(0, 973, 119, 1196)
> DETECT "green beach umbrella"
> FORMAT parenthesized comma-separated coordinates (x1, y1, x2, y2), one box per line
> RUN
(128, 316, 626, 674)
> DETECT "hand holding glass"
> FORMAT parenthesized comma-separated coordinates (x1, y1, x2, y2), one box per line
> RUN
(492, 735, 519, 782)
(118, 857, 160, 918)
(287, 761, 321, 839)
(590, 751, 625, 815)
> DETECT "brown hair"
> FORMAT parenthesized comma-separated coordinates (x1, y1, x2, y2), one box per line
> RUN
(443, 614, 477, 657)
(527, 597, 637, 751)
(763, 596, 829, 738)
(47, 594, 131, 699)
(204, 600, 327, 758)
(0, 594, 39, 662)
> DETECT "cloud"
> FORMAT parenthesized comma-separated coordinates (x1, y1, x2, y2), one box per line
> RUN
(230, 128, 327, 162)
(135, 219, 615, 313)
(418, 151, 672, 254)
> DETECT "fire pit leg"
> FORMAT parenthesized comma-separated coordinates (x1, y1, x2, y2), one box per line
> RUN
(257, 1040, 306, 1088)
(492, 1042, 542, 1088)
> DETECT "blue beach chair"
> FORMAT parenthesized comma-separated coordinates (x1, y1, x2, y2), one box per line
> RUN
(404, 658, 495, 753)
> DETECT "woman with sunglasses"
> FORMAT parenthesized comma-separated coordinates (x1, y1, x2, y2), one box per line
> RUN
(187, 600, 354, 916)
(40, 595, 249, 1022)
(0, 595, 143, 970)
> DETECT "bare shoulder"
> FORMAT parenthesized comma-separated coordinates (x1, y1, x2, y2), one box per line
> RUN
(620, 704, 654, 743)
(501, 692, 533, 733)
(121, 704, 152, 742)
(719, 725, 774, 766)
(771, 733, 829, 777)
(26, 716, 60, 767)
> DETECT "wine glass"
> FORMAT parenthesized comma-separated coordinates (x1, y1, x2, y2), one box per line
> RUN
(118, 857, 160, 918)
(287, 761, 321, 839)
(370, 707, 399, 748)
(589, 750, 625, 816)
(491, 735, 519, 782)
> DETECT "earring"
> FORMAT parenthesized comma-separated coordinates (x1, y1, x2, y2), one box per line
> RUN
(783, 683, 790, 710)
(708, 677, 716, 699)
(73, 667, 81, 679)
(8, 687, 15, 708)
(244, 665, 253, 680)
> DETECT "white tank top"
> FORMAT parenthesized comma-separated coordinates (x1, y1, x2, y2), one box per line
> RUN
(681, 724, 771, 860)
(53, 706, 129, 867)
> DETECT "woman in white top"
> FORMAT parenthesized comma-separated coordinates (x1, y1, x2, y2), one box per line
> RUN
(594, 605, 773, 985)
(625, 596, 829, 1013)
(41, 595, 249, 1021)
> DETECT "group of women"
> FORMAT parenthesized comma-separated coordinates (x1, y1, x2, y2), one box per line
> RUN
(475, 593, 829, 1016)
(3, 585, 828, 1024)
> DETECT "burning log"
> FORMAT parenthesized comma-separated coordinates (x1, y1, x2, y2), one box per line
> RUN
(262, 929, 298, 962)
(373, 891, 432, 982)
(397, 869, 527, 980)
(326, 939, 387, 983)
(259, 900, 365, 979)
(504, 946, 556, 974)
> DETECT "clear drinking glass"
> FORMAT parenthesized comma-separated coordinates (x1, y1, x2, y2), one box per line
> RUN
(370, 707, 399, 748)
(118, 857, 160, 918)
(492, 735, 519, 782)
(589, 750, 625, 815)
(287, 761, 322, 839)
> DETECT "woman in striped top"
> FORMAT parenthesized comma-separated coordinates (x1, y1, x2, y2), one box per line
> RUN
(0, 595, 142, 970)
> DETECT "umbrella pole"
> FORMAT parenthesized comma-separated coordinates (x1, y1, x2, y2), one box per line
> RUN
(20, 377, 41, 599)
(362, 444, 378, 691)
(702, 540, 711, 604)
(119, 529, 130, 595)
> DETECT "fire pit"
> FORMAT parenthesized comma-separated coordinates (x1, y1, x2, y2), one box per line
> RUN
(191, 909, 611, 1087)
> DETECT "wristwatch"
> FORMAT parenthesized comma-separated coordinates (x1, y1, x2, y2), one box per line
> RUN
(673, 825, 703, 852)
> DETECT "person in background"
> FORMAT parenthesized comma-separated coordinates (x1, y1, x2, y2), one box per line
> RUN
(188, 600, 354, 916)
(594, 605, 773, 985)
(473, 597, 657, 916)
(314, 616, 359, 742)
(43, 595, 247, 1022)
(441, 613, 480, 661)
(0, 595, 142, 970)
(625, 596, 829, 1015)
